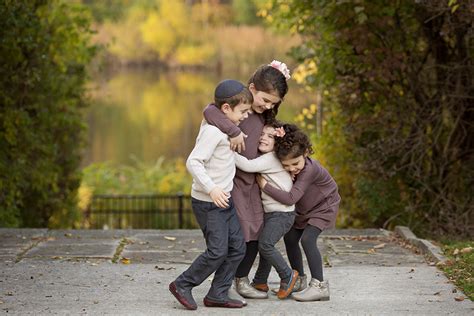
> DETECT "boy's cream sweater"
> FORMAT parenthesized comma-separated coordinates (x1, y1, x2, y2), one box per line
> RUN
(186, 120, 235, 202)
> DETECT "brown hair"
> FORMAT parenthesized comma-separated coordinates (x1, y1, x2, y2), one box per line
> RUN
(248, 64, 289, 124)
(274, 123, 314, 160)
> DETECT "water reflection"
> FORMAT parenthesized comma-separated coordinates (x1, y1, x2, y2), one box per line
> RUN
(84, 69, 313, 166)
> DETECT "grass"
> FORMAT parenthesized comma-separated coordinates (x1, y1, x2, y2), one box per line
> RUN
(439, 240, 473, 301)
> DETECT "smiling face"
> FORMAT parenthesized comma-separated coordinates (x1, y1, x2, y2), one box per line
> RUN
(222, 101, 252, 125)
(280, 154, 307, 177)
(249, 83, 281, 114)
(258, 126, 276, 153)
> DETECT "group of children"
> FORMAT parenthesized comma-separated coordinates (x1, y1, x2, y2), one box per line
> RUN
(169, 61, 340, 310)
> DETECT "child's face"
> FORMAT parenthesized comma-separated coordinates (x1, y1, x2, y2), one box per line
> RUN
(249, 84, 281, 114)
(281, 154, 306, 177)
(258, 126, 276, 153)
(223, 101, 252, 125)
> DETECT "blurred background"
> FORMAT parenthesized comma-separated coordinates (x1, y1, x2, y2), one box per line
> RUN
(1, 0, 472, 240)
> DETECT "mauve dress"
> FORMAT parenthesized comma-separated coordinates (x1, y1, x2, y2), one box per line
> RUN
(204, 105, 265, 241)
(262, 157, 340, 230)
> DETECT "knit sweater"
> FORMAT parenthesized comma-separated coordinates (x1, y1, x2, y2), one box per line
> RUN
(204, 104, 265, 241)
(186, 120, 235, 202)
(234, 152, 294, 213)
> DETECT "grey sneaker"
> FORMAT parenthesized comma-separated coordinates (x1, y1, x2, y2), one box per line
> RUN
(235, 277, 268, 299)
(271, 275, 307, 294)
(292, 278, 330, 302)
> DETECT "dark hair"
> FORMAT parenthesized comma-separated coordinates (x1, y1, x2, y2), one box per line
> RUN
(274, 123, 314, 160)
(215, 86, 253, 109)
(248, 64, 289, 124)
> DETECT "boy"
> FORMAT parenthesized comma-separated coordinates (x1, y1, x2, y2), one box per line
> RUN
(169, 79, 253, 310)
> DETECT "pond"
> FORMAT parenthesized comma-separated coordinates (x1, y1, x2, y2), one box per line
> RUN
(83, 68, 314, 167)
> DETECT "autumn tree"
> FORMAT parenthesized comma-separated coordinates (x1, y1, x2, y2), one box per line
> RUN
(266, 0, 473, 237)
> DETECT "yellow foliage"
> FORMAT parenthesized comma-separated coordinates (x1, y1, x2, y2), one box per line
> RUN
(176, 43, 216, 66)
(78, 184, 93, 211)
(140, 1, 189, 58)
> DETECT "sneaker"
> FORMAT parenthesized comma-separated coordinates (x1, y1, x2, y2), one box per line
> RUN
(277, 270, 299, 299)
(235, 277, 268, 299)
(203, 296, 244, 308)
(251, 282, 269, 292)
(292, 279, 330, 301)
(169, 281, 197, 310)
(271, 275, 307, 294)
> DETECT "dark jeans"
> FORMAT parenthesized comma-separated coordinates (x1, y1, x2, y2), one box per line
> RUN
(175, 198, 246, 301)
(253, 211, 295, 284)
(284, 225, 324, 281)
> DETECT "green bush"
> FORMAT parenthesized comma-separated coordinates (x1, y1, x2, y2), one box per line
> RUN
(0, 0, 96, 227)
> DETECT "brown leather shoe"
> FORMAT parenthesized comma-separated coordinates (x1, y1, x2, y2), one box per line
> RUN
(252, 283, 269, 292)
(169, 281, 197, 310)
(277, 270, 299, 299)
(203, 297, 244, 308)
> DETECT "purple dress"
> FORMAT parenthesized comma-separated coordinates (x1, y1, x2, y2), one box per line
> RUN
(262, 157, 340, 230)
(204, 105, 265, 241)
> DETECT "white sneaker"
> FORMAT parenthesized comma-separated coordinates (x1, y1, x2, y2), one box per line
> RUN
(228, 281, 247, 306)
(235, 277, 268, 299)
(292, 278, 330, 301)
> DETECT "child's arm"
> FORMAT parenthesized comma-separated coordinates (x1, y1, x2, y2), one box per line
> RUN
(234, 152, 281, 173)
(259, 165, 314, 205)
(203, 104, 247, 152)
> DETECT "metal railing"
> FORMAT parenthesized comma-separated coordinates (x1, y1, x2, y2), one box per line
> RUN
(86, 193, 198, 229)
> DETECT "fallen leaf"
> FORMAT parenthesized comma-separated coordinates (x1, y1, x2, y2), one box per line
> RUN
(121, 257, 131, 264)
(64, 233, 72, 237)
(460, 247, 472, 254)
(155, 266, 165, 270)
(374, 243, 386, 249)
(367, 248, 376, 254)
(164, 236, 176, 241)
(433, 291, 441, 295)
(454, 296, 464, 301)
(93, 301, 99, 304)
(345, 244, 353, 248)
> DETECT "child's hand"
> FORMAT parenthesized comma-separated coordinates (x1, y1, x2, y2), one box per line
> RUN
(230, 132, 247, 153)
(209, 187, 230, 208)
(256, 174, 267, 189)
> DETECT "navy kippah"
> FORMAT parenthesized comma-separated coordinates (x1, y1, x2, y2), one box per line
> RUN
(214, 79, 245, 99)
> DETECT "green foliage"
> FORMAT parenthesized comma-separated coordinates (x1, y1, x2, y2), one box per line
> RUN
(440, 241, 474, 301)
(267, 0, 473, 238)
(0, 0, 96, 228)
(79, 158, 192, 210)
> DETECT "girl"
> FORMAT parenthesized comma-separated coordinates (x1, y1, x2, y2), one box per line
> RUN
(203, 60, 291, 300)
(234, 122, 298, 299)
(256, 123, 340, 301)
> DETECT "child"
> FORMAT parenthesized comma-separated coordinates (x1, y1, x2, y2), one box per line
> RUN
(203, 60, 292, 300)
(169, 79, 252, 310)
(233, 122, 298, 299)
(256, 123, 340, 301)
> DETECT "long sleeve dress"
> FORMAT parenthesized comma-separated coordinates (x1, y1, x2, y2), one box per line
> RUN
(261, 157, 340, 230)
(204, 104, 265, 241)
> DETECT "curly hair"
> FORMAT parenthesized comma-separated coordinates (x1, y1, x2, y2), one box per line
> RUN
(274, 123, 314, 160)
(248, 64, 289, 124)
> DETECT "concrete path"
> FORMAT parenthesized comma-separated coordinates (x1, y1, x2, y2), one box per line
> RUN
(0, 228, 472, 315)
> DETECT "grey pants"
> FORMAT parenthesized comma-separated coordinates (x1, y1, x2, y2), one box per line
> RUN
(253, 211, 295, 284)
(175, 198, 246, 301)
